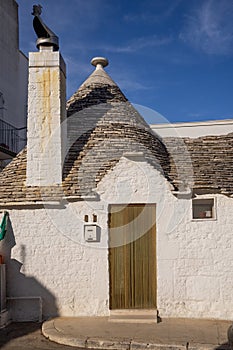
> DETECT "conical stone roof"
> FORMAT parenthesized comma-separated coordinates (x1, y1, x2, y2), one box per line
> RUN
(0, 57, 233, 203)
(0, 57, 171, 203)
(63, 57, 171, 197)
(66, 58, 128, 116)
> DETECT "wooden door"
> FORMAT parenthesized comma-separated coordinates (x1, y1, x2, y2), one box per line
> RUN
(109, 204, 156, 309)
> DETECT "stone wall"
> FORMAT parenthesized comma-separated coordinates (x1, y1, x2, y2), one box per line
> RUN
(1, 155, 233, 320)
(26, 51, 66, 186)
(98, 156, 233, 320)
(1, 204, 109, 319)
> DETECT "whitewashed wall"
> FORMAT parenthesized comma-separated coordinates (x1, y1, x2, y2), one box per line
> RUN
(156, 192, 233, 320)
(1, 155, 233, 320)
(151, 119, 233, 138)
(1, 205, 109, 319)
(98, 155, 233, 320)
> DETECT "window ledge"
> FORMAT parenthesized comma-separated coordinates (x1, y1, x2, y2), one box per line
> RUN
(191, 217, 217, 222)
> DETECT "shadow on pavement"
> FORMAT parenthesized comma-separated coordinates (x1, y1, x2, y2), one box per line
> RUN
(0, 322, 41, 348)
(0, 322, 82, 349)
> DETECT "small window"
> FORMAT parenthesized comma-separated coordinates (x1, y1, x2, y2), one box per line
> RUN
(192, 198, 215, 220)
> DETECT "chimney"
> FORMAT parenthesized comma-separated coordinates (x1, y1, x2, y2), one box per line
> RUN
(26, 6, 66, 186)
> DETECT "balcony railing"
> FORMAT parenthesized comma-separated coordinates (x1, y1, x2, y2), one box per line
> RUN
(0, 119, 26, 154)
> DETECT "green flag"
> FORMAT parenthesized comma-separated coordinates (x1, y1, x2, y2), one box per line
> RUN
(0, 211, 9, 241)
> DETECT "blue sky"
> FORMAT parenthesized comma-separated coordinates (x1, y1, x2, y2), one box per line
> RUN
(17, 0, 233, 124)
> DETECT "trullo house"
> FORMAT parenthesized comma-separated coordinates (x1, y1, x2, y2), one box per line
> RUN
(0, 6, 233, 324)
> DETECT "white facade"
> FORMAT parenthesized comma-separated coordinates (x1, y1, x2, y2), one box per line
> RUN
(151, 119, 233, 138)
(1, 154, 233, 321)
(1, 7, 233, 323)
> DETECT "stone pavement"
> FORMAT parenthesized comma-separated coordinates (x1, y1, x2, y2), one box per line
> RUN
(42, 317, 232, 350)
(0, 322, 82, 350)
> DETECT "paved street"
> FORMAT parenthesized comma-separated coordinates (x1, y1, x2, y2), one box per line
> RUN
(42, 316, 231, 350)
(0, 318, 231, 350)
(0, 322, 81, 350)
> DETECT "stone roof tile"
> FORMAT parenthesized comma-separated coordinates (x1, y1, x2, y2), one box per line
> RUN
(164, 133, 233, 193)
(0, 59, 232, 204)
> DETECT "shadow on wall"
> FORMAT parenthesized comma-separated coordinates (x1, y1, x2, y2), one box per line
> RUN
(0, 217, 59, 322)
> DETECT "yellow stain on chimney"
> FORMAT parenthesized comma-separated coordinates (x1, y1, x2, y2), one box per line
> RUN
(37, 68, 60, 153)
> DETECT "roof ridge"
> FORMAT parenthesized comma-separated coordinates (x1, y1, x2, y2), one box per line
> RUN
(79, 66, 117, 88)
(66, 64, 128, 116)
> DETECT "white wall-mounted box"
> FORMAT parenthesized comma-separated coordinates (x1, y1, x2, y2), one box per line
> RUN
(84, 225, 98, 242)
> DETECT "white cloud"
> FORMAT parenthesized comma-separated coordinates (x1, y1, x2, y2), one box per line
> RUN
(115, 79, 150, 91)
(102, 35, 172, 53)
(64, 56, 91, 76)
(42, 0, 108, 32)
(180, 0, 233, 55)
(62, 35, 172, 55)
(64, 56, 94, 98)
(124, 0, 182, 23)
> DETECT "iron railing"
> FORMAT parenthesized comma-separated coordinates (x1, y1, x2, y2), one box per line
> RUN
(0, 118, 26, 154)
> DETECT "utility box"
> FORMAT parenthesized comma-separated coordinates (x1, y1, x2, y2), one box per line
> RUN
(84, 225, 99, 242)
(0, 264, 6, 312)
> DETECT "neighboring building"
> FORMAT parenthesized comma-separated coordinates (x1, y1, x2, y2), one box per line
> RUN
(151, 119, 233, 138)
(0, 0, 28, 169)
(1, 9, 233, 325)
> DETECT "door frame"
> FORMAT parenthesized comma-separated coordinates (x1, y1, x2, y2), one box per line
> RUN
(108, 203, 157, 310)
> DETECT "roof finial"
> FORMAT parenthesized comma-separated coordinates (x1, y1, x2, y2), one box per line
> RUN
(32, 4, 59, 51)
(32, 4, 42, 16)
(91, 57, 109, 70)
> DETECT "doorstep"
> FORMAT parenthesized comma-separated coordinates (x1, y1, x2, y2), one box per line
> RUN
(109, 309, 158, 323)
